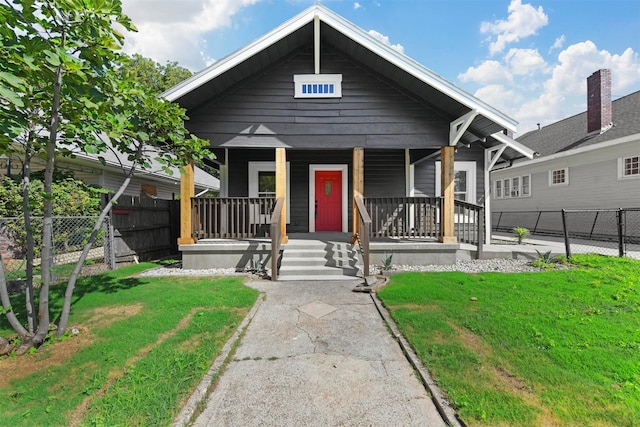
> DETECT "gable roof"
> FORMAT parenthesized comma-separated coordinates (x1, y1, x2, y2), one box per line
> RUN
(516, 91, 640, 158)
(162, 4, 520, 150)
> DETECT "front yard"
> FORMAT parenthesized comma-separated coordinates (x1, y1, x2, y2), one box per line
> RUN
(378, 254, 640, 426)
(0, 263, 258, 426)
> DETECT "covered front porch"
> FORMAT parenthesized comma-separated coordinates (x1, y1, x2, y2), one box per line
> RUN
(177, 146, 484, 280)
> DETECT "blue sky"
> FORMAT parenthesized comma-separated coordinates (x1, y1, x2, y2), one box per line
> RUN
(122, 0, 640, 134)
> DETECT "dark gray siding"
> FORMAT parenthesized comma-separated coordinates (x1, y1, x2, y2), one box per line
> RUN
(364, 149, 405, 197)
(227, 149, 354, 233)
(187, 46, 449, 149)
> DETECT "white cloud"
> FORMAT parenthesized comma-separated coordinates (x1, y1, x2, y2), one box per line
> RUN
(368, 30, 405, 54)
(480, 0, 548, 55)
(354, 2, 362, 10)
(549, 35, 565, 52)
(504, 48, 548, 76)
(525, 42, 638, 133)
(121, 0, 260, 70)
(458, 60, 512, 85)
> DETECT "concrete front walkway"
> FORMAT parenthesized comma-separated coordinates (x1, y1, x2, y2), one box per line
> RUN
(182, 279, 450, 426)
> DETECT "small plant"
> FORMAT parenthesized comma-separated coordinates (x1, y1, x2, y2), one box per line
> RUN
(531, 250, 558, 269)
(379, 253, 394, 272)
(512, 226, 530, 244)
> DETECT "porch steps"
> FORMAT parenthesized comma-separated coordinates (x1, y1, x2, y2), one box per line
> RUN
(277, 236, 360, 281)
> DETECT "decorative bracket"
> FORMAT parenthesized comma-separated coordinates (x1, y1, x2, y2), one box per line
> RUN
(449, 110, 478, 146)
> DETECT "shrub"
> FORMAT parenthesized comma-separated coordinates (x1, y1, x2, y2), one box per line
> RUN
(512, 226, 530, 244)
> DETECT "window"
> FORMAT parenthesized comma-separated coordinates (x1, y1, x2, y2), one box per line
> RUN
(294, 74, 342, 98)
(549, 168, 568, 186)
(257, 171, 275, 198)
(248, 162, 290, 222)
(511, 177, 520, 197)
(454, 170, 468, 201)
(521, 175, 530, 196)
(493, 175, 531, 199)
(619, 155, 640, 179)
(435, 161, 476, 203)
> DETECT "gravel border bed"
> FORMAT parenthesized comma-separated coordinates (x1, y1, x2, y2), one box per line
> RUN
(138, 258, 559, 278)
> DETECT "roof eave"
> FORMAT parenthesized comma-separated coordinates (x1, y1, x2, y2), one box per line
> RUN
(162, 4, 518, 133)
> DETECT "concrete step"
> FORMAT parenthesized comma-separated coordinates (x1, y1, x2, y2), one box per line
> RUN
(277, 238, 360, 280)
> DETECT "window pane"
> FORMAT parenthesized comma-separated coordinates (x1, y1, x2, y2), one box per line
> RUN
(551, 169, 566, 184)
(504, 179, 510, 197)
(454, 171, 467, 192)
(258, 171, 276, 196)
(495, 181, 502, 198)
(624, 156, 639, 176)
(522, 176, 530, 195)
(512, 177, 520, 197)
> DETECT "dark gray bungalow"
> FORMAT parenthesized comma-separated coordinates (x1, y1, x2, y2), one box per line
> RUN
(164, 4, 534, 279)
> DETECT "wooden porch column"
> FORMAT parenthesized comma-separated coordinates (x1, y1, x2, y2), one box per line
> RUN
(276, 147, 288, 244)
(178, 162, 195, 245)
(439, 146, 457, 243)
(353, 147, 364, 236)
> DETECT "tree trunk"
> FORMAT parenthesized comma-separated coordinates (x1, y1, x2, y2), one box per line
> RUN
(56, 165, 136, 337)
(32, 58, 65, 345)
(22, 136, 36, 333)
(0, 253, 29, 338)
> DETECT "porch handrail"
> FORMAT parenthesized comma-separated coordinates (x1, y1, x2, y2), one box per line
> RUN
(453, 199, 483, 249)
(364, 197, 441, 239)
(354, 195, 371, 278)
(270, 197, 285, 281)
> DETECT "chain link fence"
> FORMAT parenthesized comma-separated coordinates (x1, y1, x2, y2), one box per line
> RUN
(561, 209, 640, 260)
(0, 216, 114, 287)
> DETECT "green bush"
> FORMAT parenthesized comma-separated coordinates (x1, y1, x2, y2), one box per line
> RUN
(511, 226, 530, 244)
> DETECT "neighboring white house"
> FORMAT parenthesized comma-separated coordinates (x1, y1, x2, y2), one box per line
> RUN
(491, 70, 640, 233)
(1, 143, 219, 200)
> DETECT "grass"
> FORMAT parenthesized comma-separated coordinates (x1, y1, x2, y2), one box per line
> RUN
(377, 254, 640, 426)
(0, 263, 258, 426)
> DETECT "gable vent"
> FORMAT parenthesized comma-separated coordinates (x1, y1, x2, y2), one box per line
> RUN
(294, 74, 342, 98)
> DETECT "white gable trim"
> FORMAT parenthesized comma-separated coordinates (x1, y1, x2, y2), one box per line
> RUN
(162, 4, 518, 132)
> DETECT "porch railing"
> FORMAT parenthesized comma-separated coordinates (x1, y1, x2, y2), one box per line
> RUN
(270, 197, 284, 281)
(364, 197, 442, 239)
(191, 197, 276, 239)
(354, 195, 371, 278)
(454, 200, 484, 250)
(362, 197, 484, 250)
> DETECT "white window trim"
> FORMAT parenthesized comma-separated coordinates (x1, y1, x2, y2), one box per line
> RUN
(618, 155, 640, 179)
(549, 167, 569, 187)
(435, 161, 476, 203)
(308, 164, 349, 233)
(521, 174, 531, 197)
(248, 161, 290, 223)
(294, 74, 342, 98)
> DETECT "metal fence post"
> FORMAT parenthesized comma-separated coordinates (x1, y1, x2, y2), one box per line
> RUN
(617, 209, 625, 258)
(561, 209, 572, 259)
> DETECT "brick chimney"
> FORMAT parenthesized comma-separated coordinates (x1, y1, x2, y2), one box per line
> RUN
(587, 69, 612, 133)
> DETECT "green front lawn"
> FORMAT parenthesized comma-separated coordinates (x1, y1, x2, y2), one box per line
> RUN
(378, 254, 640, 426)
(0, 264, 258, 426)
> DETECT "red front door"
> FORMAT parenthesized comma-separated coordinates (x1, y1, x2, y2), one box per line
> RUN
(315, 170, 342, 231)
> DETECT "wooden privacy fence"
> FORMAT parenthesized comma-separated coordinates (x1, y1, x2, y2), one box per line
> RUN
(105, 195, 179, 263)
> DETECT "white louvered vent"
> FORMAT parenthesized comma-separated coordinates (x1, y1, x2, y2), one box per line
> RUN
(294, 74, 342, 98)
